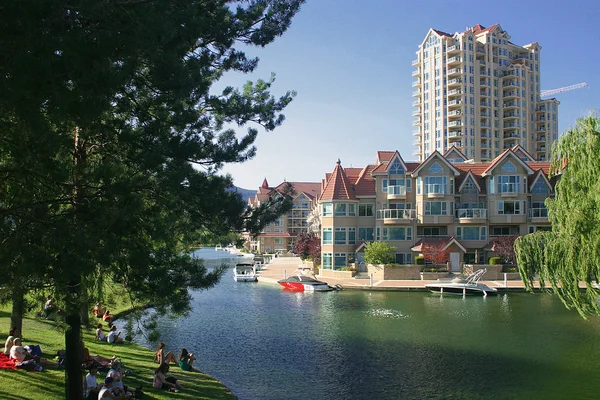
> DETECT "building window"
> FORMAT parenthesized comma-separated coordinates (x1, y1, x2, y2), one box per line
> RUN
(335, 203, 346, 216)
(358, 204, 374, 217)
(395, 253, 413, 265)
(334, 253, 347, 269)
(348, 204, 356, 216)
(322, 203, 333, 217)
(530, 202, 548, 217)
(531, 179, 549, 194)
(461, 178, 477, 194)
(334, 228, 347, 244)
(497, 200, 521, 215)
(383, 227, 412, 241)
(322, 228, 333, 244)
(501, 161, 517, 173)
(424, 176, 446, 194)
(497, 176, 520, 193)
(428, 162, 443, 174)
(425, 201, 448, 215)
(274, 238, 283, 245)
(389, 159, 405, 175)
(358, 228, 374, 241)
(322, 253, 332, 269)
(456, 226, 487, 240)
(348, 228, 356, 245)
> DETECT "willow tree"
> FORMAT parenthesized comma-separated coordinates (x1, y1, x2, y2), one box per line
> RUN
(0, 1, 303, 398)
(515, 115, 600, 317)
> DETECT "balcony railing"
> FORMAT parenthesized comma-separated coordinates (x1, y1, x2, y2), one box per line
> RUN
(529, 208, 548, 218)
(376, 209, 416, 220)
(456, 208, 487, 219)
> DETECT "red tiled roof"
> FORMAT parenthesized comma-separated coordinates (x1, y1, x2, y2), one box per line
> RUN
(376, 151, 395, 163)
(432, 28, 452, 37)
(472, 23, 500, 35)
(261, 178, 269, 188)
(319, 160, 357, 201)
(273, 181, 321, 201)
(354, 165, 376, 196)
(344, 168, 364, 185)
(412, 237, 466, 253)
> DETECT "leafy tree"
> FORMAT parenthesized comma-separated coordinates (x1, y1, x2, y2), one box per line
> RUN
(293, 231, 321, 265)
(515, 116, 600, 318)
(421, 243, 450, 266)
(491, 236, 518, 264)
(364, 242, 396, 265)
(0, 1, 303, 398)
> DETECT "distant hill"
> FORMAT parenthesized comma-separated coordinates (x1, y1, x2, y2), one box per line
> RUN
(231, 186, 257, 203)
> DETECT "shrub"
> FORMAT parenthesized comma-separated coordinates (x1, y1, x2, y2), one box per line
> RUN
(422, 267, 441, 273)
(415, 256, 425, 265)
(488, 257, 502, 265)
(504, 267, 518, 273)
(364, 241, 396, 265)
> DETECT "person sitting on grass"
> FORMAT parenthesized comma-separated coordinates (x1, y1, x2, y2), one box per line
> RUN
(153, 362, 183, 392)
(107, 360, 140, 398)
(9, 338, 56, 367)
(83, 365, 102, 400)
(103, 310, 113, 324)
(154, 342, 177, 365)
(3, 327, 18, 356)
(178, 348, 199, 372)
(98, 376, 128, 399)
(96, 324, 107, 342)
(93, 303, 107, 318)
(106, 325, 124, 344)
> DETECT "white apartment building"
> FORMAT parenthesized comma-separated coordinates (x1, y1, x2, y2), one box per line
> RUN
(412, 24, 559, 162)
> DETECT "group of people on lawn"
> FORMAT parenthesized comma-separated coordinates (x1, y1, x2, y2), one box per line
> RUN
(3, 299, 200, 398)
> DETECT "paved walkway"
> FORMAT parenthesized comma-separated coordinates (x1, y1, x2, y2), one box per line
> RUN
(256, 256, 553, 292)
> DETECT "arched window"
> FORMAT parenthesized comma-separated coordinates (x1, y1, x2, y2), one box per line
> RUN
(531, 179, 549, 194)
(428, 162, 443, 174)
(501, 161, 516, 173)
(389, 159, 405, 175)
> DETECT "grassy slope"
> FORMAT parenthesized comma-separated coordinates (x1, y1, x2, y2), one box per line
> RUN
(0, 309, 236, 400)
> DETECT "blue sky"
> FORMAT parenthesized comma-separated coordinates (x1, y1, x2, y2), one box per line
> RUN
(221, 0, 599, 190)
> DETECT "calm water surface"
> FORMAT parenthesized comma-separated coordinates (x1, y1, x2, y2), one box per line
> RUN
(136, 248, 600, 400)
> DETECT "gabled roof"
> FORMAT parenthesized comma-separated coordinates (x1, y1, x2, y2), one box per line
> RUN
(472, 23, 501, 35)
(482, 149, 534, 176)
(319, 160, 357, 201)
(443, 146, 468, 162)
(411, 150, 461, 177)
(528, 169, 554, 192)
(376, 151, 395, 163)
(261, 178, 269, 189)
(411, 237, 467, 253)
(453, 163, 488, 193)
(354, 241, 368, 252)
(419, 28, 452, 48)
(511, 144, 535, 162)
(384, 151, 408, 174)
(457, 170, 482, 193)
(354, 165, 376, 197)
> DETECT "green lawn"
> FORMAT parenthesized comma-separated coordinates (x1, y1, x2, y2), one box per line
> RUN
(0, 309, 237, 400)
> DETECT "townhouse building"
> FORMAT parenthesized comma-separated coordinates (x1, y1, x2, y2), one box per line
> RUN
(412, 23, 559, 162)
(247, 179, 321, 253)
(318, 146, 554, 272)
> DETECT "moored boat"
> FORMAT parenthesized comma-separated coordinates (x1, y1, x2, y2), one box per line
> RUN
(425, 268, 498, 296)
(277, 270, 333, 292)
(233, 262, 257, 282)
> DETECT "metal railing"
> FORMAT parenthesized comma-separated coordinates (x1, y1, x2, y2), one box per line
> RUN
(456, 208, 487, 219)
(376, 209, 416, 220)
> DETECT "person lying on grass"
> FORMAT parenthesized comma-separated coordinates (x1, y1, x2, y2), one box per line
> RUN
(153, 362, 183, 392)
(154, 342, 177, 365)
(81, 339, 115, 369)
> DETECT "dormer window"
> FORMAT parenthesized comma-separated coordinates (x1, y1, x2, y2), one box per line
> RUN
(428, 162, 443, 174)
(389, 159, 405, 175)
(461, 177, 478, 194)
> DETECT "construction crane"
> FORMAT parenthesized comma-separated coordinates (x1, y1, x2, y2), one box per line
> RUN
(540, 82, 588, 98)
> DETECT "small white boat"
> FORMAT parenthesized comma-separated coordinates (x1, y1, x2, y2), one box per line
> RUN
(425, 269, 498, 296)
(233, 262, 257, 282)
(215, 245, 223, 251)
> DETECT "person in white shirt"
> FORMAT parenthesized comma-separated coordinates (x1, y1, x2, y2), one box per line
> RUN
(98, 377, 127, 399)
(84, 365, 101, 400)
(3, 327, 18, 356)
(106, 325, 124, 344)
(9, 338, 28, 363)
(95, 324, 107, 342)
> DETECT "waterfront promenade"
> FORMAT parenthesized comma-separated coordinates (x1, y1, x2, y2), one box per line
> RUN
(256, 256, 550, 292)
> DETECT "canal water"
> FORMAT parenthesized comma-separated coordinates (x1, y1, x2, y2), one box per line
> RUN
(136, 248, 600, 400)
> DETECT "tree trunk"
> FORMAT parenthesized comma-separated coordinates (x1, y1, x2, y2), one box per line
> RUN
(65, 278, 83, 400)
(10, 287, 25, 336)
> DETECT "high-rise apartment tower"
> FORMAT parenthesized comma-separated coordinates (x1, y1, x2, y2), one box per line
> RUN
(412, 24, 559, 162)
